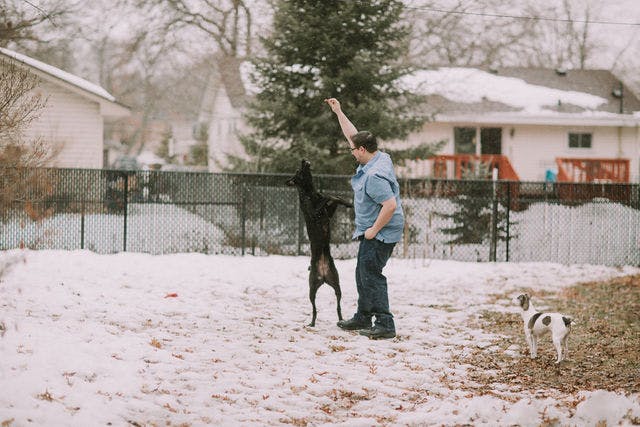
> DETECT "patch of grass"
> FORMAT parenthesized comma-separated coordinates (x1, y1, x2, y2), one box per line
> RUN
(461, 274, 640, 394)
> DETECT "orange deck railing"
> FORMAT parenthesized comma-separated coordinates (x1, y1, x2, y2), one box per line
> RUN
(430, 154, 520, 181)
(555, 158, 630, 183)
(555, 158, 631, 203)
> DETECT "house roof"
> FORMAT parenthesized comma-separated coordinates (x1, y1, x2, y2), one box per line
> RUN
(198, 56, 248, 125)
(401, 67, 640, 127)
(0, 47, 130, 119)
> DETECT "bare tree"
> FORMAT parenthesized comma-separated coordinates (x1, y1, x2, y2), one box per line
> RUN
(0, 0, 81, 68)
(0, 57, 57, 221)
(121, 30, 185, 156)
(405, 0, 603, 70)
(0, 0, 70, 45)
(0, 58, 49, 164)
(405, 0, 538, 67)
(519, 0, 599, 69)
(73, 0, 194, 158)
(159, 0, 256, 59)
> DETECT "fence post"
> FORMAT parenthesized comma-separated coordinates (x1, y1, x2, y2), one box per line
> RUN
(240, 184, 246, 256)
(123, 173, 128, 252)
(489, 168, 498, 262)
(506, 182, 511, 262)
(297, 205, 303, 256)
(80, 199, 85, 250)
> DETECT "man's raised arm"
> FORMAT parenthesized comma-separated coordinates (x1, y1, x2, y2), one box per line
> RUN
(325, 98, 358, 143)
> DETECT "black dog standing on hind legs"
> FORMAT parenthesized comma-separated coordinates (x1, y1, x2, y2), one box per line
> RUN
(286, 159, 353, 327)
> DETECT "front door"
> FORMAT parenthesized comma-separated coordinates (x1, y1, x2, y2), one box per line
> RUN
(480, 128, 502, 155)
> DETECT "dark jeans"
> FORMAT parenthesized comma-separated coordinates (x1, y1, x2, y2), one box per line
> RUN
(354, 237, 396, 331)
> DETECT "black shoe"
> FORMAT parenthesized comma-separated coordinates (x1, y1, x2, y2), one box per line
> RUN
(359, 326, 396, 340)
(337, 317, 371, 331)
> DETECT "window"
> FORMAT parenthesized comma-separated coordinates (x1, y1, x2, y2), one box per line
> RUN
(569, 133, 592, 149)
(454, 127, 476, 154)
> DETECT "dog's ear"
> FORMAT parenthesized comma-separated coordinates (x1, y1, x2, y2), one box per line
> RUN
(517, 294, 529, 310)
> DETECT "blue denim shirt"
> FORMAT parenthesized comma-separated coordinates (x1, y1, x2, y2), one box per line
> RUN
(351, 151, 404, 243)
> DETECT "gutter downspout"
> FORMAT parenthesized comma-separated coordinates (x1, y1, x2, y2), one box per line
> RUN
(617, 126, 623, 158)
(617, 82, 624, 158)
(636, 124, 640, 182)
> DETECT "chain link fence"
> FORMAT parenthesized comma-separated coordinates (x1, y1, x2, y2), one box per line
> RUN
(1, 167, 638, 266)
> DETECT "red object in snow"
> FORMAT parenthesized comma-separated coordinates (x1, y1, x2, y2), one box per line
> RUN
(164, 293, 178, 298)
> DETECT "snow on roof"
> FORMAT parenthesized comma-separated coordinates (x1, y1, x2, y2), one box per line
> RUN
(0, 47, 116, 102)
(400, 67, 609, 114)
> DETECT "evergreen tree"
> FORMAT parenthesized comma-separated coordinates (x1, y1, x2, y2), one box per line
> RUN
(230, 0, 431, 174)
(188, 125, 209, 166)
(438, 163, 512, 245)
(155, 129, 176, 164)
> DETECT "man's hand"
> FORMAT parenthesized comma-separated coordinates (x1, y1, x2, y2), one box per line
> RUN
(324, 98, 341, 114)
(364, 227, 378, 240)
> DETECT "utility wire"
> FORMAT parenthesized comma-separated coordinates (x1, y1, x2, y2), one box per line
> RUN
(22, 0, 59, 27)
(404, 4, 640, 27)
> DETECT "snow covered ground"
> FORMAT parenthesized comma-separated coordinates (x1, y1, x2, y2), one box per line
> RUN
(1, 250, 639, 426)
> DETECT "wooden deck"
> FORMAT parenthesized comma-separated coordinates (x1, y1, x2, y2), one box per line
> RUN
(430, 154, 520, 181)
(555, 158, 631, 202)
(556, 158, 630, 183)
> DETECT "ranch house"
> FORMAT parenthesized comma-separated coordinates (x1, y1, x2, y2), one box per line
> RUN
(0, 47, 130, 169)
(398, 67, 640, 183)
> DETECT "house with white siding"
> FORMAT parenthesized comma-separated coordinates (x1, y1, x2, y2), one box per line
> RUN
(0, 47, 130, 169)
(197, 56, 249, 172)
(398, 67, 640, 182)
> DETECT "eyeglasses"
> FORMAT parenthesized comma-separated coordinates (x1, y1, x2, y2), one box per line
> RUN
(350, 146, 360, 152)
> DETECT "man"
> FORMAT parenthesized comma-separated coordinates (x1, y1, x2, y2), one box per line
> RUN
(325, 98, 404, 340)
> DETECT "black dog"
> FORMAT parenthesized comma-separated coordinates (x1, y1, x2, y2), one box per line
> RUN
(286, 159, 352, 327)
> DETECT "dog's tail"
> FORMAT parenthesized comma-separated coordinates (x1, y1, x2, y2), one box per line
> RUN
(562, 316, 576, 327)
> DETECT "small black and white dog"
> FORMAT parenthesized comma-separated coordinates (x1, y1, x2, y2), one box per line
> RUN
(516, 293, 574, 363)
(286, 159, 352, 327)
